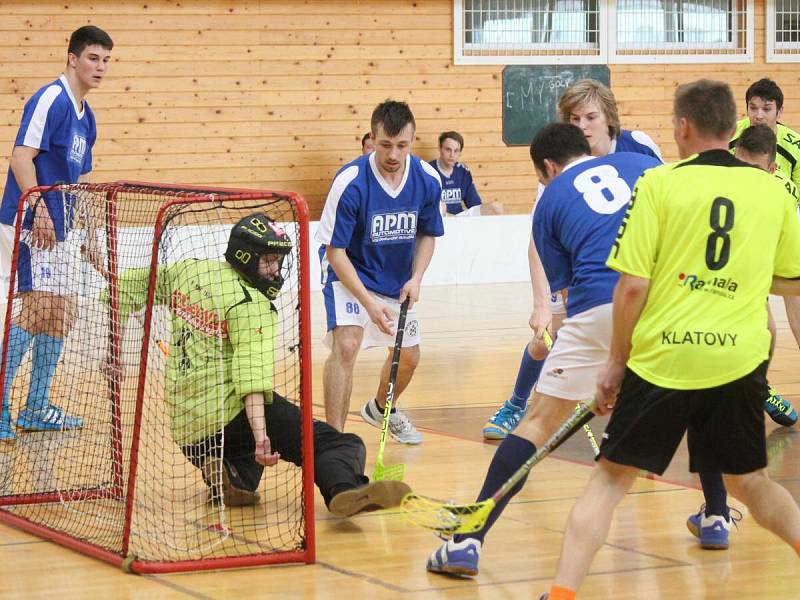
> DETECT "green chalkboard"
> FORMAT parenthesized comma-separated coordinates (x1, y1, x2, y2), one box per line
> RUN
(502, 65, 611, 146)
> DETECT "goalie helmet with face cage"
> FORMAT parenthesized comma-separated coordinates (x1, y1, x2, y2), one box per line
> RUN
(225, 212, 293, 300)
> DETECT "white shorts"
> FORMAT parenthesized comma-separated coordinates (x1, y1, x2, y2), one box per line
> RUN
(322, 280, 421, 350)
(535, 303, 612, 401)
(0, 223, 79, 296)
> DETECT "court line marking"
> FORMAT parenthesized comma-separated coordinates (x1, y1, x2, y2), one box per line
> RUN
(316, 560, 411, 593)
(143, 575, 218, 600)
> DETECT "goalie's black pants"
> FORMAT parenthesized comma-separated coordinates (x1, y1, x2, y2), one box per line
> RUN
(181, 392, 369, 507)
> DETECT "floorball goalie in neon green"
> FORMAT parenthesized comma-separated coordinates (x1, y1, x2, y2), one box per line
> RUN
(104, 213, 292, 446)
(102, 213, 411, 514)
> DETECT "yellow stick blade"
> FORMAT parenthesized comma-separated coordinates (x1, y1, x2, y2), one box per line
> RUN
(373, 461, 406, 482)
(401, 493, 495, 535)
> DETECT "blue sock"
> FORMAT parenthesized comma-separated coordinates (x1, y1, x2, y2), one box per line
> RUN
(508, 346, 545, 410)
(454, 434, 535, 544)
(699, 471, 730, 520)
(2, 325, 33, 413)
(26, 333, 64, 412)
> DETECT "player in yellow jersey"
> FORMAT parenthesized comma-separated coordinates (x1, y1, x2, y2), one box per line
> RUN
(681, 124, 800, 555)
(729, 80, 800, 430)
(730, 78, 800, 191)
(733, 126, 798, 426)
(539, 80, 800, 600)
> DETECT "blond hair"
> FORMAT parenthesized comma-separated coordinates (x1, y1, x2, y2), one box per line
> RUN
(557, 79, 621, 140)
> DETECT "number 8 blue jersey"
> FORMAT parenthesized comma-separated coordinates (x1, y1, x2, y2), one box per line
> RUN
(533, 152, 661, 317)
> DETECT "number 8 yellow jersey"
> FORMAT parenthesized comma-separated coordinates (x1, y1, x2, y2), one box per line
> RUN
(607, 149, 800, 389)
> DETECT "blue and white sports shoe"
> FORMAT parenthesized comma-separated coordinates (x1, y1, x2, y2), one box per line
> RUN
(426, 538, 481, 577)
(686, 505, 740, 549)
(483, 400, 527, 440)
(0, 406, 15, 443)
(763, 387, 798, 427)
(16, 405, 83, 432)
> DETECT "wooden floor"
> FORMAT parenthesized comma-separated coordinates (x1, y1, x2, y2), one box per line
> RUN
(1, 283, 799, 599)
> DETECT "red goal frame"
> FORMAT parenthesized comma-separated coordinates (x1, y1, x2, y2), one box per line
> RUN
(0, 181, 315, 573)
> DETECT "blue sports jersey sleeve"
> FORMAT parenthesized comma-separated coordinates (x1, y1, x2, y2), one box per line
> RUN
(82, 108, 96, 175)
(327, 185, 361, 249)
(416, 166, 444, 236)
(14, 87, 66, 153)
(462, 169, 482, 208)
(533, 190, 572, 292)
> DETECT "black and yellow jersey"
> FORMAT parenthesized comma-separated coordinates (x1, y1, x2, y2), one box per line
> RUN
(608, 149, 800, 389)
(730, 118, 800, 191)
(774, 169, 799, 208)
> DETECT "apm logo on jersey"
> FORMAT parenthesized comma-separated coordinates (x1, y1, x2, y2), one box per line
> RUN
(677, 272, 739, 300)
(441, 187, 463, 205)
(68, 133, 88, 165)
(370, 210, 417, 244)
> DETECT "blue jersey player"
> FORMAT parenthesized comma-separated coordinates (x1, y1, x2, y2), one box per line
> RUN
(427, 123, 660, 578)
(484, 78, 663, 441)
(0, 26, 113, 442)
(316, 100, 444, 443)
(429, 131, 503, 216)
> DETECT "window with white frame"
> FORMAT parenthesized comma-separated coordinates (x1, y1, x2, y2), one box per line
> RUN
(457, 0, 605, 63)
(767, 0, 800, 61)
(612, 0, 752, 62)
(454, 0, 753, 64)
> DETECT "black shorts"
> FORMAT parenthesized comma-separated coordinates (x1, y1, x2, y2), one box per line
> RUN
(600, 361, 768, 476)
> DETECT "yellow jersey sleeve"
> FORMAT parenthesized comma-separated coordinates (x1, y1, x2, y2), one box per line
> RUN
(607, 168, 662, 279)
(774, 189, 800, 278)
(775, 123, 800, 191)
(773, 170, 799, 208)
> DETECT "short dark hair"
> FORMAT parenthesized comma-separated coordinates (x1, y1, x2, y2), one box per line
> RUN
(370, 100, 415, 137)
(361, 132, 371, 147)
(438, 131, 464, 150)
(674, 79, 736, 139)
(745, 78, 784, 111)
(529, 123, 591, 174)
(736, 124, 777, 164)
(68, 26, 113, 56)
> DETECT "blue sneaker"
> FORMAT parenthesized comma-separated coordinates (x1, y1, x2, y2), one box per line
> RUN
(426, 538, 481, 577)
(483, 400, 527, 440)
(686, 505, 740, 549)
(16, 405, 83, 432)
(0, 410, 15, 443)
(763, 388, 798, 427)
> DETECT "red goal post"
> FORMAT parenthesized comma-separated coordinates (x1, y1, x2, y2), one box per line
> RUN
(0, 181, 314, 573)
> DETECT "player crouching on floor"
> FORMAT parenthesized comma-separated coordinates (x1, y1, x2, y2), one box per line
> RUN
(103, 213, 410, 516)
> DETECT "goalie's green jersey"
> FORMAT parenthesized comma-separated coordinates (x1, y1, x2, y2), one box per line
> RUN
(730, 118, 800, 191)
(114, 260, 275, 445)
(607, 150, 800, 389)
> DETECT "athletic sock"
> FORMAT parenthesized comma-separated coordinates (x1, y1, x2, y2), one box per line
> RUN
(699, 471, 730, 520)
(2, 325, 33, 409)
(25, 333, 64, 412)
(373, 398, 396, 414)
(509, 346, 545, 410)
(547, 585, 576, 600)
(454, 434, 535, 544)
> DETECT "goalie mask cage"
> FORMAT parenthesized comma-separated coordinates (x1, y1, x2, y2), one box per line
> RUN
(0, 182, 314, 573)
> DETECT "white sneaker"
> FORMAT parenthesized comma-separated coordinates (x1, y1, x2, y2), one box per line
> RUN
(388, 410, 423, 445)
(359, 398, 423, 445)
(359, 398, 384, 428)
